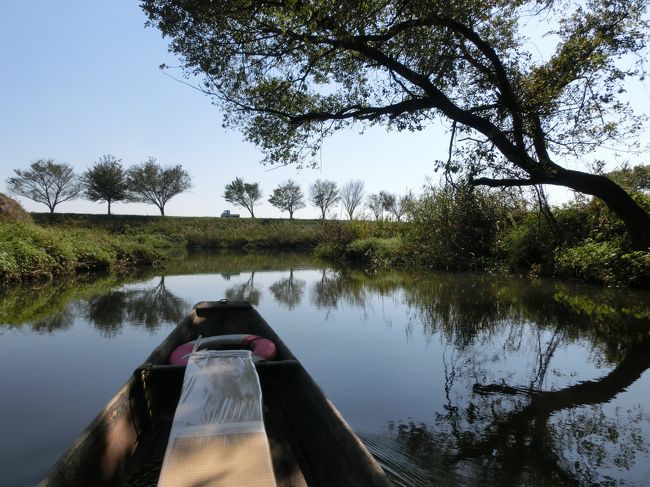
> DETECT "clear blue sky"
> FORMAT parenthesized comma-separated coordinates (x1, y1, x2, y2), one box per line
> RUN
(1, 0, 648, 218)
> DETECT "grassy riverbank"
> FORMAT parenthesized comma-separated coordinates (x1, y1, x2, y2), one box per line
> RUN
(4, 194, 650, 288)
(1, 214, 340, 283)
(31, 213, 326, 250)
(0, 221, 160, 282)
(1, 213, 399, 284)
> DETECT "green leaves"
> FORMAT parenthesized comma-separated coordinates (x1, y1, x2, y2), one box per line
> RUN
(268, 180, 306, 218)
(142, 0, 647, 165)
(142, 0, 650, 244)
(82, 155, 128, 214)
(126, 157, 192, 216)
(223, 177, 263, 217)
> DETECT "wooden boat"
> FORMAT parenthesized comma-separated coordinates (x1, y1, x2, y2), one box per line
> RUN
(40, 301, 391, 487)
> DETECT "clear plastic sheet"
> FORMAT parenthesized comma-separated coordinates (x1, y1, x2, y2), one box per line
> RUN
(158, 350, 276, 487)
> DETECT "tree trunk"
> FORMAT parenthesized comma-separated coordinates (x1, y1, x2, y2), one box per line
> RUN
(461, 337, 650, 460)
(107, 200, 112, 215)
(289, 210, 294, 219)
(160, 205, 165, 216)
(475, 167, 650, 249)
(551, 169, 650, 249)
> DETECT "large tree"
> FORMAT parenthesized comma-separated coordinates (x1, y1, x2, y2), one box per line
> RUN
(268, 179, 305, 219)
(143, 0, 650, 247)
(126, 157, 191, 216)
(223, 177, 263, 217)
(82, 155, 127, 215)
(6, 159, 81, 213)
(309, 179, 340, 219)
(340, 180, 365, 220)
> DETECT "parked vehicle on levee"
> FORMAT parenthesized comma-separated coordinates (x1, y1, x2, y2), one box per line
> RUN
(220, 210, 240, 217)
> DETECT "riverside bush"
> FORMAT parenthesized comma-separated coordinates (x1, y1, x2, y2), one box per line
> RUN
(314, 237, 403, 269)
(345, 237, 404, 268)
(497, 192, 650, 286)
(498, 213, 558, 274)
(403, 184, 506, 270)
(0, 221, 159, 282)
(555, 240, 650, 287)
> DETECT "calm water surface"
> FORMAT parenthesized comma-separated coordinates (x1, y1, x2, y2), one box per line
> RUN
(1, 251, 650, 486)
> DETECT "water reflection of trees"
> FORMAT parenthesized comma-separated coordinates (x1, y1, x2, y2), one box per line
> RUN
(0, 274, 190, 335)
(296, 269, 650, 486)
(390, 344, 650, 486)
(84, 276, 189, 335)
(310, 269, 404, 310)
(0, 273, 146, 332)
(269, 270, 305, 310)
(224, 272, 261, 305)
(400, 277, 650, 486)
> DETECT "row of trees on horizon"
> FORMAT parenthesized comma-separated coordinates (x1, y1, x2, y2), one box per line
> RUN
(5, 157, 413, 220)
(224, 177, 413, 220)
(6, 157, 191, 216)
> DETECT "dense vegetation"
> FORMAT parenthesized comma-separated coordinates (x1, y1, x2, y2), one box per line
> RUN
(314, 182, 650, 288)
(2, 172, 649, 288)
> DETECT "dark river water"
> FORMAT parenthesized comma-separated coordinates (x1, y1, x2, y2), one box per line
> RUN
(1, 251, 650, 486)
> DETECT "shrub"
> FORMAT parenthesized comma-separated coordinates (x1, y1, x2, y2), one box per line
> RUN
(555, 240, 650, 287)
(498, 214, 557, 274)
(404, 184, 505, 270)
(344, 237, 404, 269)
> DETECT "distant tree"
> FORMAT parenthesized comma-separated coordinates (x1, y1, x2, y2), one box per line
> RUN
(126, 157, 191, 216)
(268, 180, 305, 219)
(366, 193, 384, 221)
(6, 159, 81, 214)
(384, 191, 413, 222)
(223, 177, 263, 217)
(309, 179, 340, 219)
(340, 180, 365, 220)
(82, 155, 127, 215)
(379, 191, 396, 220)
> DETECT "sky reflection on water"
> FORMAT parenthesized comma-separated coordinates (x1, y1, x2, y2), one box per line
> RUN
(1, 251, 649, 486)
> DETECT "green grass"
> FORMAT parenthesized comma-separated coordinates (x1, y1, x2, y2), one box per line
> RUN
(21, 209, 650, 288)
(1, 213, 338, 283)
(0, 220, 160, 283)
(32, 213, 325, 250)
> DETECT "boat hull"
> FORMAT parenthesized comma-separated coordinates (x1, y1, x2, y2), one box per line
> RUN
(40, 301, 391, 487)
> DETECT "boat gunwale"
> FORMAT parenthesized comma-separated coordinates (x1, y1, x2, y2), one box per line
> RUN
(39, 301, 391, 487)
